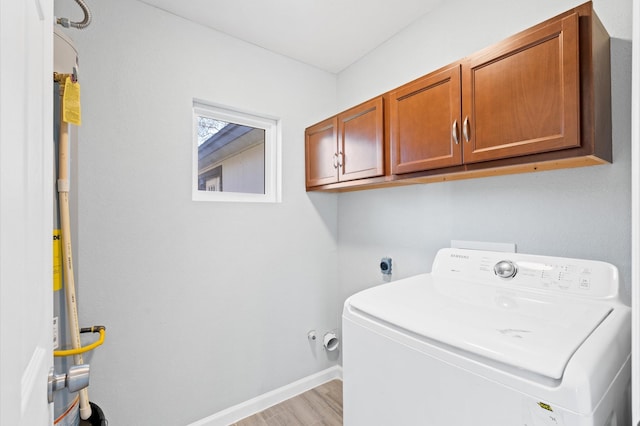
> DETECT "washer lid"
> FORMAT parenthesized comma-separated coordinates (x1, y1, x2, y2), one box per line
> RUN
(347, 273, 613, 380)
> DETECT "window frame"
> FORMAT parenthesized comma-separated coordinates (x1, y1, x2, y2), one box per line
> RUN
(192, 100, 281, 203)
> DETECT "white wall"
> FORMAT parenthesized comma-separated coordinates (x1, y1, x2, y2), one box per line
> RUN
(337, 0, 633, 309)
(53, 0, 339, 425)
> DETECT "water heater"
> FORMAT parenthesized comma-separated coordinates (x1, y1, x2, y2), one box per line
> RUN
(53, 25, 81, 426)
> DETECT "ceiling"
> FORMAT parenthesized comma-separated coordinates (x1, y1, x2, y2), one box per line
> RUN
(137, 0, 444, 73)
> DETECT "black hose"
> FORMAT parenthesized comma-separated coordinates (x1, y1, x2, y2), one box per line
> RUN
(80, 402, 108, 426)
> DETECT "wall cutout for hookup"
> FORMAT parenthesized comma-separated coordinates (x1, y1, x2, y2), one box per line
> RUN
(323, 332, 339, 352)
(380, 257, 392, 275)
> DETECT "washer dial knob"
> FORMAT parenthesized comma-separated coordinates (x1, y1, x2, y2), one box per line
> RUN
(494, 260, 518, 279)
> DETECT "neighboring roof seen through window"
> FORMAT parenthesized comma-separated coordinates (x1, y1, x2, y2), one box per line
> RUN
(197, 117, 228, 146)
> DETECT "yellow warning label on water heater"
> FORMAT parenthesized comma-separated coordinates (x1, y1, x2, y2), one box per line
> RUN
(537, 402, 553, 412)
(53, 229, 62, 291)
(62, 76, 82, 126)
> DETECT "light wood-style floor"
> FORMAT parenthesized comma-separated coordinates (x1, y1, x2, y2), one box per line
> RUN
(231, 379, 343, 426)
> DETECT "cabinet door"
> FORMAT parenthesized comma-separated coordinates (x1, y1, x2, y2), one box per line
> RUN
(462, 12, 580, 164)
(390, 64, 462, 174)
(338, 97, 384, 181)
(305, 117, 338, 187)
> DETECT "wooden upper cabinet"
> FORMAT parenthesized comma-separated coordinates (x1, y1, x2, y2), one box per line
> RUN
(305, 2, 610, 192)
(305, 97, 384, 189)
(390, 64, 463, 174)
(462, 12, 580, 163)
(305, 117, 338, 187)
(338, 97, 384, 182)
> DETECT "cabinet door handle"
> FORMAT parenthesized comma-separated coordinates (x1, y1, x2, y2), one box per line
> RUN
(338, 151, 344, 167)
(452, 120, 459, 144)
(333, 153, 338, 169)
(462, 116, 470, 142)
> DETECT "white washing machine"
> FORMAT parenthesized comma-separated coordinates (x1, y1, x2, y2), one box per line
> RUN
(342, 248, 631, 426)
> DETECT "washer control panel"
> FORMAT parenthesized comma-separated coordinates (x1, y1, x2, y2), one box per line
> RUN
(432, 248, 619, 299)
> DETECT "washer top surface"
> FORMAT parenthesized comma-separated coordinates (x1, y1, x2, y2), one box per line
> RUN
(346, 248, 621, 380)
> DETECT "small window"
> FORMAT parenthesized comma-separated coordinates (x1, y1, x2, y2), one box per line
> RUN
(193, 101, 281, 202)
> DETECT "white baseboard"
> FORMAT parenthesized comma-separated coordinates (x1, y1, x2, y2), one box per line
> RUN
(187, 366, 343, 426)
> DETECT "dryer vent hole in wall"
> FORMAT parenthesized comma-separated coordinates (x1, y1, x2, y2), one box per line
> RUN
(323, 332, 339, 351)
(307, 330, 340, 351)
